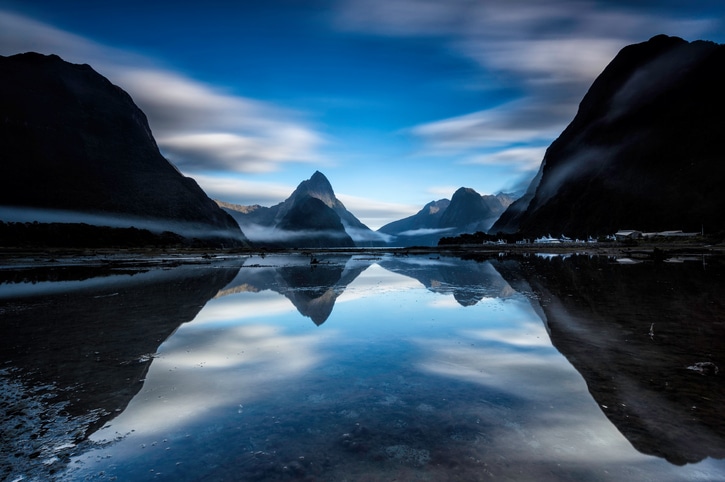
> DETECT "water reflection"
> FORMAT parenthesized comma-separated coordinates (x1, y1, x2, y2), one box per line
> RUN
(2, 253, 724, 481)
(0, 259, 241, 481)
(493, 254, 725, 465)
(218, 254, 373, 325)
(379, 255, 516, 305)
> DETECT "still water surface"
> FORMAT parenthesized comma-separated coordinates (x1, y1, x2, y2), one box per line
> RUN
(1, 252, 724, 481)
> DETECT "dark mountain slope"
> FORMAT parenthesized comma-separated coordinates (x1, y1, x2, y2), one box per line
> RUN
(277, 195, 355, 248)
(439, 188, 509, 231)
(0, 52, 245, 246)
(491, 35, 725, 238)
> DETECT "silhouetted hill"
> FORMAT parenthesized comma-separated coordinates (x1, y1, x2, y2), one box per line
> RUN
(0, 52, 246, 248)
(222, 171, 384, 248)
(491, 35, 725, 238)
(379, 190, 514, 247)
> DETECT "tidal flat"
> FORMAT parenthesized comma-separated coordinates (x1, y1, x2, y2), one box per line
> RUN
(2, 250, 724, 481)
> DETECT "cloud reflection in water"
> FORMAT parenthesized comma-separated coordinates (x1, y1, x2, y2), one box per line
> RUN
(67, 255, 725, 481)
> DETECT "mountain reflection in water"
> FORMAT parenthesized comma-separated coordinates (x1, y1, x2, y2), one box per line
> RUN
(494, 254, 725, 466)
(216, 254, 372, 325)
(0, 259, 241, 481)
(1, 252, 724, 481)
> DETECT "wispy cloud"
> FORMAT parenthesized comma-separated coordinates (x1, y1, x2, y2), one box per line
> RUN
(190, 174, 295, 206)
(463, 146, 547, 172)
(0, 10, 325, 175)
(426, 186, 459, 198)
(397, 227, 455, 237)
(409, 98, 570, 154)
(337, 0, 720, 171)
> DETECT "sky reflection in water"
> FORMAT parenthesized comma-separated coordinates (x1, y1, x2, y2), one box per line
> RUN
(61, 254, 725, 481)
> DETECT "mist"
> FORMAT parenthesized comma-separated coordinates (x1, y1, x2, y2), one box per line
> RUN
(0, 206, 244, 241)
(241, 223, 352, 244)
(397, 227, 455, 237)
(342, 225, 391, 244)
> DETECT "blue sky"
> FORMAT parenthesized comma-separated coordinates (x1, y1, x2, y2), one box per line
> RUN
(2, 1, 725, 228)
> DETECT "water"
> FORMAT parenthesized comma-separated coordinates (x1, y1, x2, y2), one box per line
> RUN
(1, 252, 724, 481)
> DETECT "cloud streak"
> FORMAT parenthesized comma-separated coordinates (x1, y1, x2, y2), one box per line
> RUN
(409, 98, 571, 153)
(463, 146, 548, 172)
(337, 0, 720, 172)
(0, 10, 325, 175)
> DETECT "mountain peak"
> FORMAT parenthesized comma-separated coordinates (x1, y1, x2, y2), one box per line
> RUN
(451, 187, 480, 199)
(310, 170, 328, 183)
(293, 171, 336, 207)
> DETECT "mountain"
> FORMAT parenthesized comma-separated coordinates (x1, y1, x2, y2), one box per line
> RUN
(222, 171, 385, 248)
(377, 199, 450, 246)
(378, 189, 514, 246)
(440, 188, 513, 232)
(0, 52, 246, 247)
(277, 195, 355, 248)
(491, 35, 725, 238)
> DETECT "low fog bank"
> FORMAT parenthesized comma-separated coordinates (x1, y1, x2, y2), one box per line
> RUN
(397, 227, 455, 237)
(343, 225, 391, 244)
(242, 224, 349, 243)
(0, 206, 245, 242)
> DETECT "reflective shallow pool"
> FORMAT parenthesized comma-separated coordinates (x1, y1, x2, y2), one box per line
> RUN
(2, 253, 724, 481)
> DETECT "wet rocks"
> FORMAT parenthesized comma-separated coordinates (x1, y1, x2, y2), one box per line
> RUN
(384, 444, 431, 466)
(339, 423, 371, 453)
